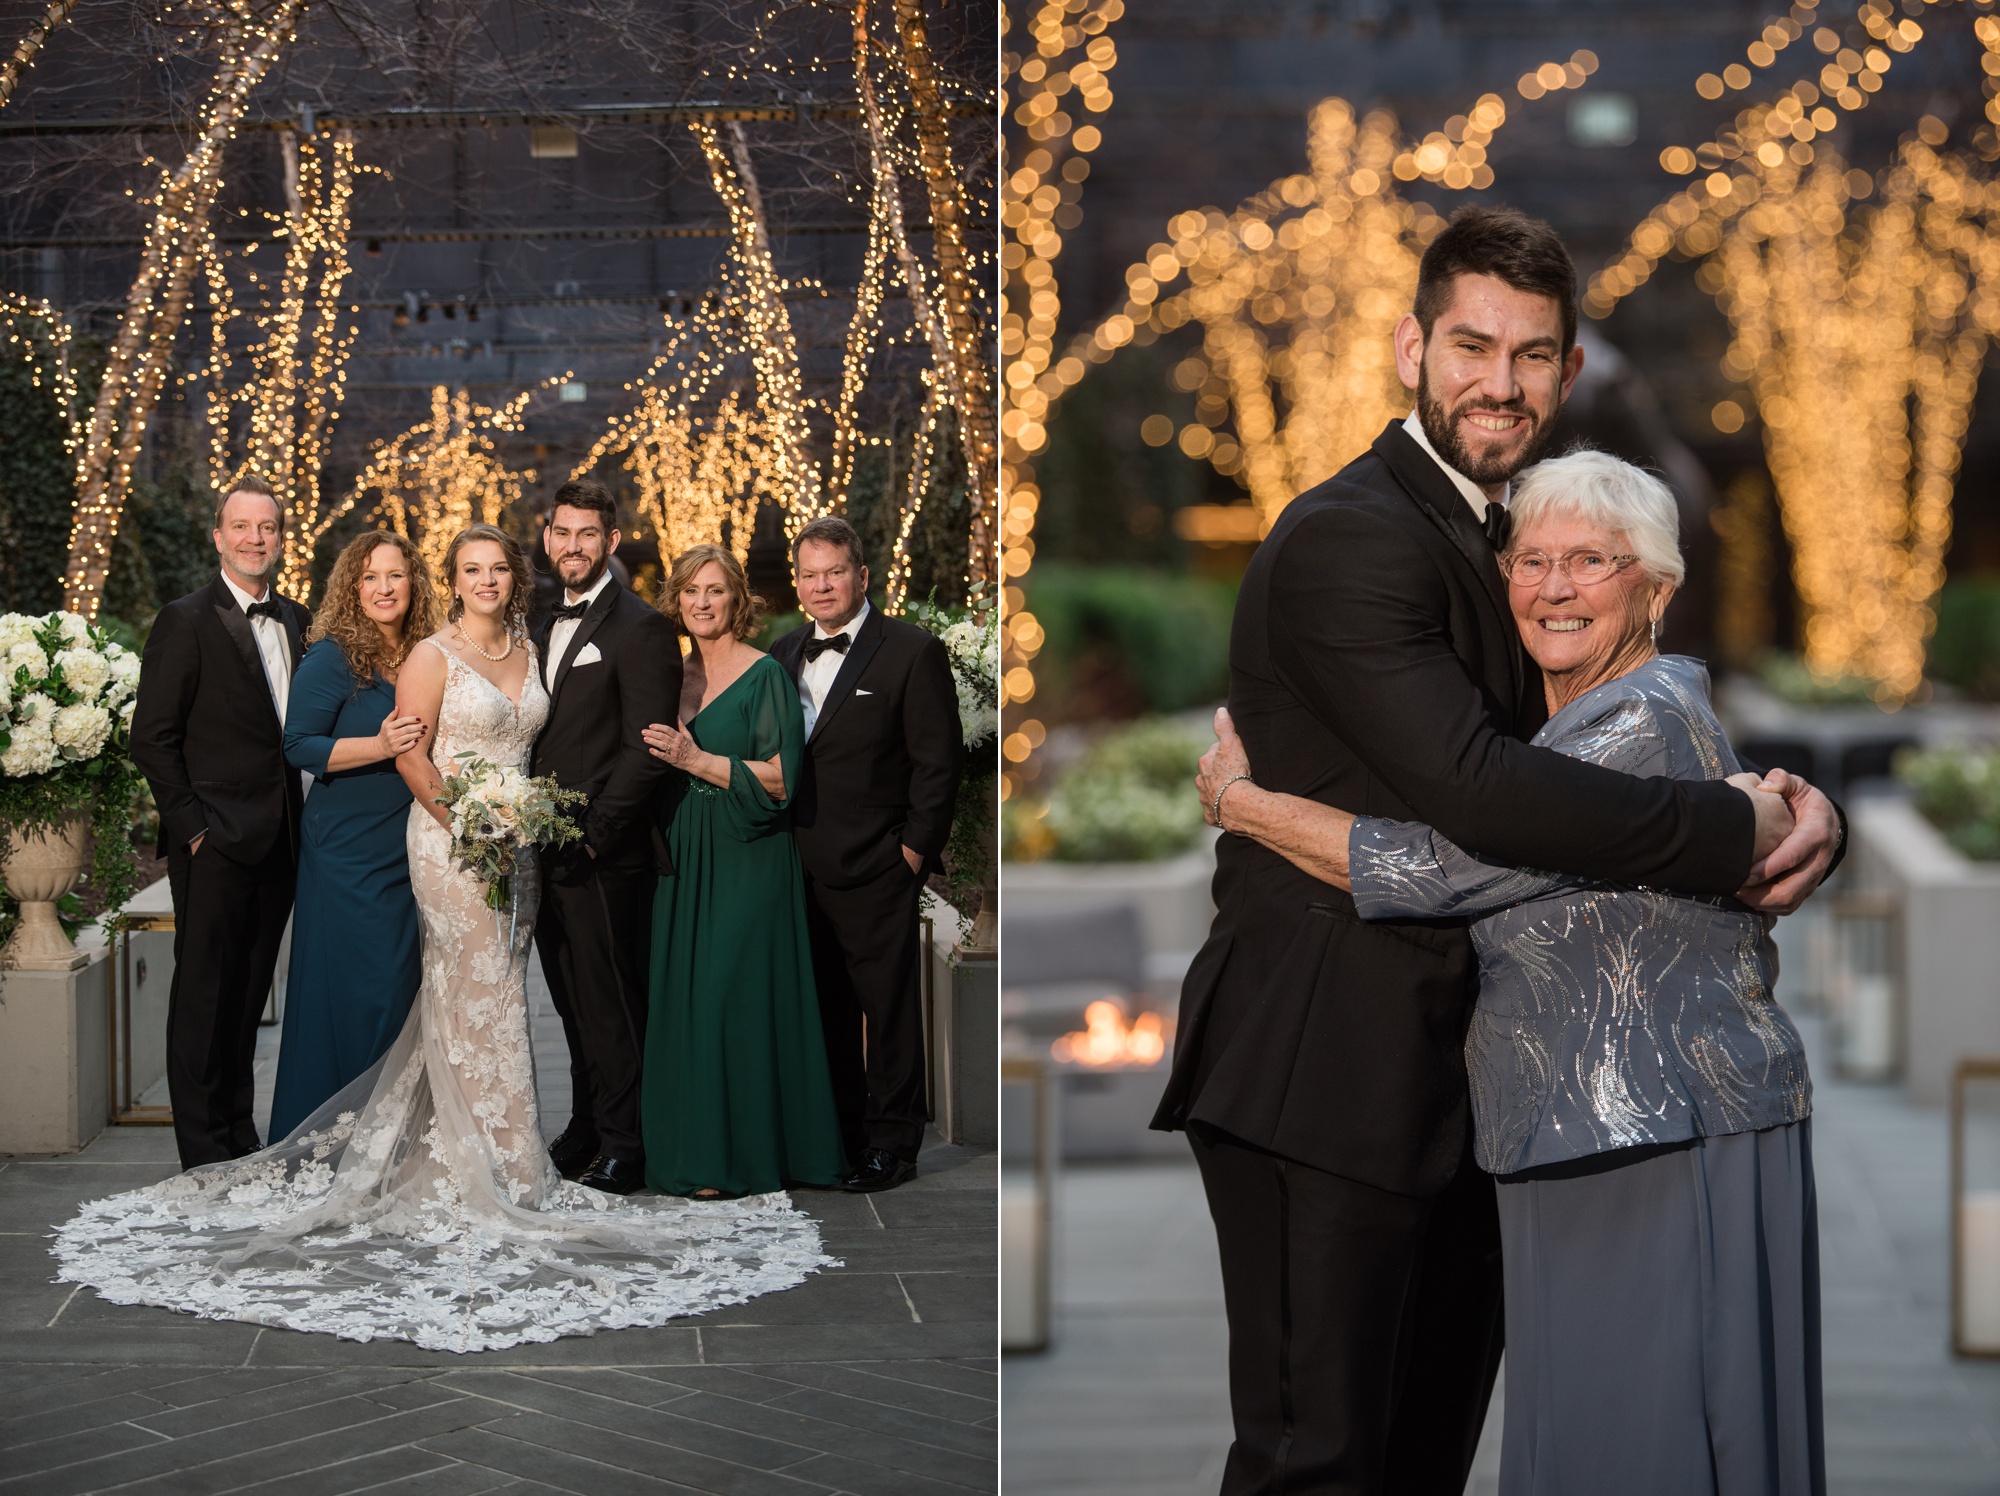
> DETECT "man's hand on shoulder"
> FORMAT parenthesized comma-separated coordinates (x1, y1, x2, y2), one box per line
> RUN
(1736, 768, 1842, 915)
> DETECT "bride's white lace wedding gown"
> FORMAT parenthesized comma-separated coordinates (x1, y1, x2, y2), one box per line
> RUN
(53, 640, 832, 1352)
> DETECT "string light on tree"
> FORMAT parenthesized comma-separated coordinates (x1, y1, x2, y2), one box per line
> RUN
(998, 0, 1124, 797)
(0, 0, 78, 113)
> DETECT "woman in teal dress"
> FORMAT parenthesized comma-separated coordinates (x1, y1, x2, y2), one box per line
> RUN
(639, 543, 847, 1197)
(269, 531, 439, 1140)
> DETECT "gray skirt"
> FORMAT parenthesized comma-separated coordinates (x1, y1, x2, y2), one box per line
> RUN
(1494, 1121, 1824, 1496)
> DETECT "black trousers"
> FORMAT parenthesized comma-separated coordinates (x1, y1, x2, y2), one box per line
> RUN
(1190, 1127, 1504, 1496)
(165, 838, 296, 1169)
(533, 858, 655, 1163)
(804, 860, 927, 1163)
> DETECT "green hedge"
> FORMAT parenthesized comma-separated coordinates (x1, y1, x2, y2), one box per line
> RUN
(1025, 563, 1235, 718)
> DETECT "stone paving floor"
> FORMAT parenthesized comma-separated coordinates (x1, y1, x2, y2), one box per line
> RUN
(0, 961, 996, 1495)
(1001, 1012, 2000, 1496)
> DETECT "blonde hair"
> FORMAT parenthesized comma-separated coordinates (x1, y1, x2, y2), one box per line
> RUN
(659, 543, 763, 641)
(441, 523, 531, 636)
(1506, 448, 1686, 587)
(308, 530, 440, 685)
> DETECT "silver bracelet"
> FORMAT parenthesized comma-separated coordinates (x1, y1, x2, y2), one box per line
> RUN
(1212, 772, 1253, 829)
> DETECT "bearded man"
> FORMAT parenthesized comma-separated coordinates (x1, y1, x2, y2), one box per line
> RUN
(1150, 206, 1844, 1495)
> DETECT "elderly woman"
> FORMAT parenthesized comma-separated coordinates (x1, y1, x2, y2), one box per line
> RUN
(1198, 449, 1821, 1496)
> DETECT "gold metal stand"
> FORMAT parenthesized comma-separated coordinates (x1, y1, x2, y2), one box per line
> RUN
(108, 911, 175, 1125)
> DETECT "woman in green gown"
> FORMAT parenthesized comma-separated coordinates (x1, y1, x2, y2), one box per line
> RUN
(639, 544, 848, 1197)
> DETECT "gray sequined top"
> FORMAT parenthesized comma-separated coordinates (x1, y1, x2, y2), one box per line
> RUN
(1348, 655, 1811, 1176)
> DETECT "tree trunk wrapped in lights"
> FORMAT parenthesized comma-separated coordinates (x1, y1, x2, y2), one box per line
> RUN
(1593, 89, 2000, 702)
(352, 386, 535, 586)
(889, 0, 997, 589)
(62, 0, 307, 616)
(690, 122, 821, 535)
(213, 130, 360, 600)
(0, 0, 78, 112)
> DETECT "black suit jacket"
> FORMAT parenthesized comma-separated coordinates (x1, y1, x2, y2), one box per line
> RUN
(1152, 421, 1759, 1198)
(529, 577, 682, 871)
(131, 575, 311, 865)
(773, 607, 963, 889)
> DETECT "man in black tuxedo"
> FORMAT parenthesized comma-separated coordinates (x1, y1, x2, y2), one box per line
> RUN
(529, 478, 680, 1196)
(1151, 208, 1844, 1495)
(772, 517, 962, 1192)
(132, 479, 313, 1170)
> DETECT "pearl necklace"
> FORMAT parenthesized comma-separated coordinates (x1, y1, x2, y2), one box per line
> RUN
(455, 622, 513, 663)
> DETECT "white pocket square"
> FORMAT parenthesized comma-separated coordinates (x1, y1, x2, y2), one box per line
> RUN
(570, 643, 603, 667)
(854, 687, 874, 696)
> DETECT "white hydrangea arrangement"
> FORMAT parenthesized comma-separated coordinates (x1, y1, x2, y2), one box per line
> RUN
(0, 609, 148, 922)
(0, 611, 140, 780)
(907, 597, 999, 748)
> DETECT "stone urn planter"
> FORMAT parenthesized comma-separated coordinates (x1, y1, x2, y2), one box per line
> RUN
(1, 811, 90, 971)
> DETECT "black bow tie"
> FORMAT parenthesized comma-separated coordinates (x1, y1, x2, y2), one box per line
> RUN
(802, 633, 851, 663)
(245, 598, 284, 622)
(551, 601, 589, 622)
(1481, 501, 1512, 553)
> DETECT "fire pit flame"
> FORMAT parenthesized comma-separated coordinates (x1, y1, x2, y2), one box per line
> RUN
(1051, 1000, 1169, 1067)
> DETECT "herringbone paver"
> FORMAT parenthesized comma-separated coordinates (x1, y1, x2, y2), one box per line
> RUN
(0, 969, 994, 1494)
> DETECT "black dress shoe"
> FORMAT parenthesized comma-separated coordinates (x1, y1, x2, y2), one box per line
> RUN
(548, 1124, 599, 1180)
(577, 1155, 646, 1196)
(839, 1148, 917, 1193)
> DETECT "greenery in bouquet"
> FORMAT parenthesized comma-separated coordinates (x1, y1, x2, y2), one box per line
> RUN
(906, 590, 1000, 931)
(0, 610, 146, 918)
(1014, 716, 1209, 864)
(1897, 744, 2000, 860)
(435, 756, 586, 908)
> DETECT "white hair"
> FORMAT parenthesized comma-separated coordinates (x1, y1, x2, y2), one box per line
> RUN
(1506, 448, 1685, 587)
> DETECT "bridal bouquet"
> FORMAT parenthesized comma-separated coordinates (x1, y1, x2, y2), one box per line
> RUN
(434, 756, 585, 909)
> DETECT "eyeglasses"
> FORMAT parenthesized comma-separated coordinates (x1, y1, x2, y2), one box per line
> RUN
(1500, 549, 1640, 587)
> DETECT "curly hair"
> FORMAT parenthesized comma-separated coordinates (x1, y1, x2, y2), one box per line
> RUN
(441, 523, 532, 638)
(308, 530, 440, 686)
(659, 543, 763, 641)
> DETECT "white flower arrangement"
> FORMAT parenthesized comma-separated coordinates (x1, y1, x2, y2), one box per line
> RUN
(0, 613, 137, 779)
(907, 599, 999, 746)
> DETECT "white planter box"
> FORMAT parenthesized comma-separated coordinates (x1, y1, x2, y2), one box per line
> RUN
(0, 945, 109, 1153)
(1003, 829, 1219, 966)
(1851, 798, 2000, 1106)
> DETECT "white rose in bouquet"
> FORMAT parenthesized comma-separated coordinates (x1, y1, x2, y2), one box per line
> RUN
(118, 697, 135, 728)
(0, 614, 36, 654)
(52, 702, 112, 760)
(53, 647, 111, 701)
(16, 691, 55, 727)
(54, 612, 90, 646)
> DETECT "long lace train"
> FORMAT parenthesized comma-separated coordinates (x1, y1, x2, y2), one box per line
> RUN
(52, 640, 833, 1352)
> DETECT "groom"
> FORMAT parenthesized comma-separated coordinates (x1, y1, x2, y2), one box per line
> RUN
(1153, 207, 1845, 1494)
(529, 478, 680, 1196)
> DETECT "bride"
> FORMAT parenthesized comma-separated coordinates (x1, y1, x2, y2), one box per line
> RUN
(54, 524, 831, 1353)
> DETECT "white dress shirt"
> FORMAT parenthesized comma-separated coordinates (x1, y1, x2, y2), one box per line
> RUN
(797, 600, 869, 737)
(220, 570, 292, 723)
(1402, 409, 1509, 522)
(546, 569, 613, 685)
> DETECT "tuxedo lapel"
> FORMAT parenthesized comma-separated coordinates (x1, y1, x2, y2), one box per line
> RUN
(210, 578, 281, 727)
(279, 597, 305, 673)
(808, 608, 883, 741)
(1371, 423, 1521, 696)
(547, 579, 619, 713)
